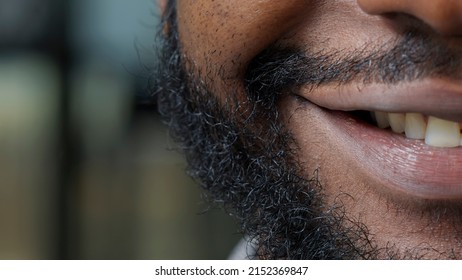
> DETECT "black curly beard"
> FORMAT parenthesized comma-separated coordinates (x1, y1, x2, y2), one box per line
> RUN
(151, 0, 386, 260)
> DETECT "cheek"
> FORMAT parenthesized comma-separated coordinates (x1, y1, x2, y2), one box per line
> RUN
(176, 0, 312, 82)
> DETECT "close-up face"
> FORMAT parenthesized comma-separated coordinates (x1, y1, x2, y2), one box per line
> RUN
(155, 0, 462, 259)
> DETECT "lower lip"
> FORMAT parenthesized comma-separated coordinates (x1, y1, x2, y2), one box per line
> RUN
(322, 108, 462, 200)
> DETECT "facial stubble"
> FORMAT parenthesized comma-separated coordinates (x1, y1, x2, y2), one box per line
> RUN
(153, 0, 384, 260)
(153, 0, 462, 259)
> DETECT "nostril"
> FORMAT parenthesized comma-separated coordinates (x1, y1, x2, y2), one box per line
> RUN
(410, 2, 462, 36)
(426, 15, 462, 36)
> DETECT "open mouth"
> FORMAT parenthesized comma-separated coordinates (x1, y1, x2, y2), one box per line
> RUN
(297, 78, 462, 200)
(353, 110, 462, 148)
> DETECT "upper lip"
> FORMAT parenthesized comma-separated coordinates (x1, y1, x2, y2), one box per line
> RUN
(299, 78, 462, 122)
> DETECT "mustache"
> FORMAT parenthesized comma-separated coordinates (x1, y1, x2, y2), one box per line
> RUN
(244, 30, 462, 102)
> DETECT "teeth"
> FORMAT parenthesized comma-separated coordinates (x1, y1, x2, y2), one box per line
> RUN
(388, 113, 405, 133)
(374, 111, 390, 128)
(425, 116, 461, 148)
(372, 111, 462, 148)
(404, 113, 426, 140)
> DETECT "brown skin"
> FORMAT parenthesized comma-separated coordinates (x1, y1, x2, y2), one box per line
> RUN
(170, 0, 462, 258)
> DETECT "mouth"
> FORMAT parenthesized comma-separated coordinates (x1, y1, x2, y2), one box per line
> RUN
(352, 110, 462, 148)
(298, 78, 462, 200)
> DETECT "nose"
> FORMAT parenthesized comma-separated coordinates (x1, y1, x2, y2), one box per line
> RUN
(357, 0, 462, 36)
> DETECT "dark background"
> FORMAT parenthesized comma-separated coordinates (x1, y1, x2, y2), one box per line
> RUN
(0, 0, 240, 259)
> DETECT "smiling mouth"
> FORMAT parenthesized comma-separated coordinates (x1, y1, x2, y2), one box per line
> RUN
(298, 78, 462, 200)
(302, 77, 462, 149)
(357, 111, 462, 148)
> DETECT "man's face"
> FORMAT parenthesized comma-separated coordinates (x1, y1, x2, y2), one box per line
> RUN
(158, 0, 462, 258)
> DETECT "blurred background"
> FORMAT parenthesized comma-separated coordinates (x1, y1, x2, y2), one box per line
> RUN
(0, 0, 240, 259)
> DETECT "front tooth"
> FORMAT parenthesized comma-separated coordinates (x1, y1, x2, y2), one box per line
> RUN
(425, 116, 460, 148)
(374, 111, 390, 128)
(388, 113, 405, 133)
(404, 113, 426, 139)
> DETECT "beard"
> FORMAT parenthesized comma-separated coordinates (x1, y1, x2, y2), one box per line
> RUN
(152, 0, 462, 259)
(151, 1, 380, 260)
